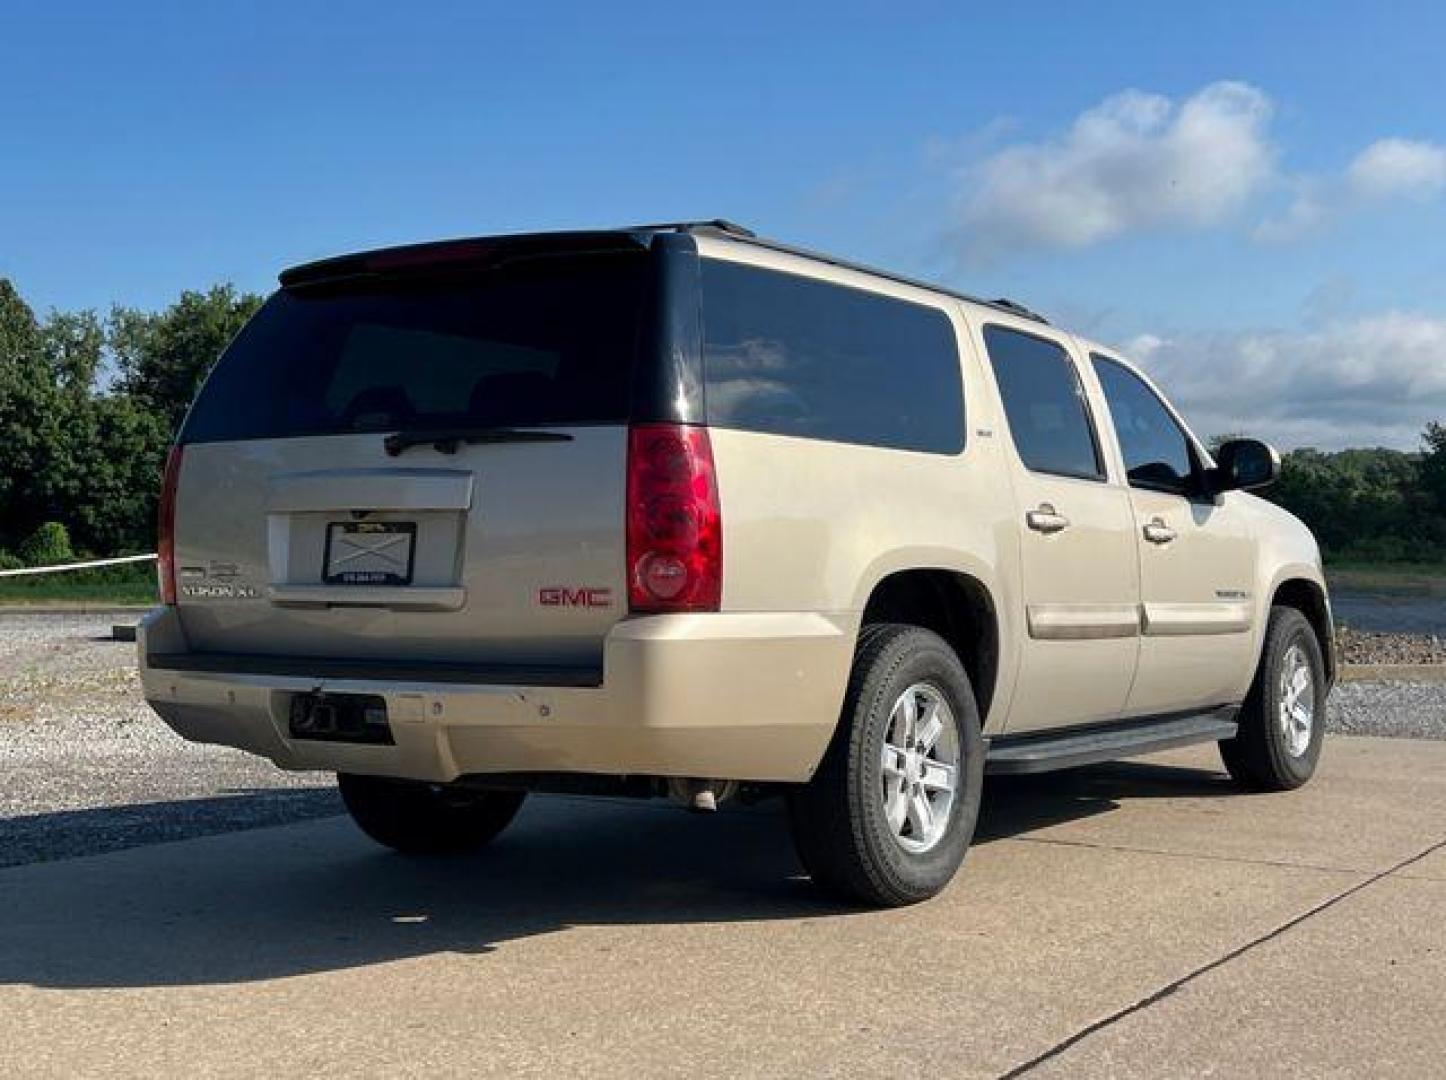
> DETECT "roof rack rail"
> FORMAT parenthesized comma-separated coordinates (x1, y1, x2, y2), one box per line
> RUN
(626, 219, 757, 238)
(692, 230, 1049, 324)
(989, 298, 1041, 319)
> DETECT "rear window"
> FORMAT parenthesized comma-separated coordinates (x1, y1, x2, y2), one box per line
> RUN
(700, 259, 964, 454)
(983, 325, 1104, 481)
(182, 252, 647, 443)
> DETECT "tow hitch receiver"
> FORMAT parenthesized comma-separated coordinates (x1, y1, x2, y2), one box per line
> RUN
(289, 692, 393, 745)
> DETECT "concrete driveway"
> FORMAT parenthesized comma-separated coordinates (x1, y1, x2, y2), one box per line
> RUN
(1, 735, 1442, 1078)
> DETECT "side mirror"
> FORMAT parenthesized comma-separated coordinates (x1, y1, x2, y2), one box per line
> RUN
(1213, 438, 1280, 493)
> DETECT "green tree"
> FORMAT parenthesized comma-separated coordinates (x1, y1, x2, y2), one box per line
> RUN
(27, 310, 113, 547)
(110, 284, 263, 434)
(1266, 439, 1442, 562)
(39, 388, 170, 555)
(0, 278, 183, 555)
(42, 309, 105, 395)
(1415, 421, 1446, 553)
(17, 521, 74, 566)
(0, 279, 65, 548)
(1422, 422, 1446, 512)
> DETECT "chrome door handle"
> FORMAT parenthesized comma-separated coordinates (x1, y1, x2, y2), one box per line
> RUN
(1143, 519, 1177, 544)
(1026, 505, 1071, 534)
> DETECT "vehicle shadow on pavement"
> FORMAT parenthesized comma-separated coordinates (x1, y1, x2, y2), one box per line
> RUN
(0, 760, 1233, 990)
(977, 758, 1241, 842)
(0, 788, 343, 870)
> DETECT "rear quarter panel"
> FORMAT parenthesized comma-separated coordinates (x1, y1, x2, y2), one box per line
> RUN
(696, 240, 1023, 732)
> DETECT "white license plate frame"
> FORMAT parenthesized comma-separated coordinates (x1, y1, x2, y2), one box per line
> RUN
(322, 521, 417, 586)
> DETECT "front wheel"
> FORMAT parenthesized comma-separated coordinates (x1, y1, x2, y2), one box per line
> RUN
(788, 624, 984, 907)
(338, 773, 526, 854)
(1219, 606, 1327, 791)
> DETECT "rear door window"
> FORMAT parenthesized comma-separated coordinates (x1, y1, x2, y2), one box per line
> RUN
(700, 259, 965, 454)
(182, 252, 647, 443)
(982, 326, 1104, 480)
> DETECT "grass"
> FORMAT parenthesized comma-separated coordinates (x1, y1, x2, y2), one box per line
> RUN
(1324, 559, 1446, 594)
(0, 561, 157, 606)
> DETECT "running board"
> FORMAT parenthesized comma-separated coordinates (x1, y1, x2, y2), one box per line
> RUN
(985, 709, 1239, 775)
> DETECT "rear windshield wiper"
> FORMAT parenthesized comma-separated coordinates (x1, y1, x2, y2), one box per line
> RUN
(383, 427, 575, 457)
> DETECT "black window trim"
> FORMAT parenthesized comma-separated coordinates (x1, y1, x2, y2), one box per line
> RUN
(1089, 352, 1210, 501)
(982, 322, 1108, 484)
(635, 232, 705, 426)
(698, 254, 969, 457)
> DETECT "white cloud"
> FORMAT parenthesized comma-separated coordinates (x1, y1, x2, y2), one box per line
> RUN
(1251, 180, 1330, 245)
(948, 82, 1276, 260)
(1255, 137, 1446, 241)
(938, 82, 1446, 253)
(1122, 313, 1446, 450)
(1346, 138, 1446, 201)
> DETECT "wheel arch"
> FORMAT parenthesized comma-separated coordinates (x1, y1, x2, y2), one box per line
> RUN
(858, 567, 1002, 726)
(1269, 575, 1336, 686)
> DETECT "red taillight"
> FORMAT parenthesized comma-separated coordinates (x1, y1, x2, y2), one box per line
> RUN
(626, 424, 722, 613)
(157, 445, 183, 605)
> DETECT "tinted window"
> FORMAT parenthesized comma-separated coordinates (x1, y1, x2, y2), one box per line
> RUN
(700, 260, 964, 454)
(983, 326, 1102, 479)
(1092, 356, 1196, 493)
(182, 253, 646, 443)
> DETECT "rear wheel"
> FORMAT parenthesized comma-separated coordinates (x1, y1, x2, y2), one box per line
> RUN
(1219, 606, 1327, 791)
(338, 773, 526, 854)
(788, 624, 984, 907)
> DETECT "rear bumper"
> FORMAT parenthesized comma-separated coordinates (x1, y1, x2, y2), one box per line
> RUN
(138, 607, 855, 784)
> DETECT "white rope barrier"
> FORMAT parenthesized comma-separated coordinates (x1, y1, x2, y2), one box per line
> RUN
(0, 553, 157, 578)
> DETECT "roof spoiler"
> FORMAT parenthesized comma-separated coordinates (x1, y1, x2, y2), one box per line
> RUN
(278, 230, 655, 289)
(277, 219, 1047, 322)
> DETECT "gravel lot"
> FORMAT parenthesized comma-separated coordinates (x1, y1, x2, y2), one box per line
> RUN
(1326, 679, 1446, 739)
(0, 612, 337, 868)
(1337, 625, 1446, 665)
(2, 611, 1443, 869)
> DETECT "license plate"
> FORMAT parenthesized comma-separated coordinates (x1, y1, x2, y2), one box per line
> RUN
(323, 521, 416, 585)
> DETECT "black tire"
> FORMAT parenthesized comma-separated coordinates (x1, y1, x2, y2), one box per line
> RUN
(788, 624, 985, 907)
(1219, 606, 1327, 791)
(337, 773, 526, 854)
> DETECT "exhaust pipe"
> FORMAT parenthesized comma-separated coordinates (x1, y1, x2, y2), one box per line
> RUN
(667, 778, 739, 812)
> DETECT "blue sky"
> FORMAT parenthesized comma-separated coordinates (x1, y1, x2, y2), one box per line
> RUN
(3, 1, 1444, 447)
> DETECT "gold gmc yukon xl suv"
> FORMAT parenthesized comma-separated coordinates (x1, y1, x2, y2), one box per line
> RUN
(140, 221, 1334, 906)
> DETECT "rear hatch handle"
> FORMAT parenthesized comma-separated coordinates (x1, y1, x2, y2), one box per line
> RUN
(383, 427, 574, 457)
